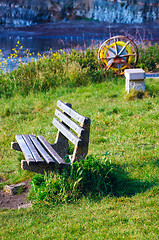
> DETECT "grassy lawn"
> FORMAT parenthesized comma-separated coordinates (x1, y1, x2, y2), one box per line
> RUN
(0, 76, 158, 239)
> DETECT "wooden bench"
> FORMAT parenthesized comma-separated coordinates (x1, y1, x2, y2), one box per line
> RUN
(11, 100, 91, 174)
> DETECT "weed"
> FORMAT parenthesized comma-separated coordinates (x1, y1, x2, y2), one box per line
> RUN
(137, 43, 159, 72)
(28, 155, 113, 206)
(125, 90, 149, 101)
(0, 43, 158, 98)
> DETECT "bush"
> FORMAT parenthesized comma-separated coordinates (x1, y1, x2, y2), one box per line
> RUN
(125, 89, 149, 101)
(0, 43, 159, 98)
(28, 155, 114, 206)
(137, 43, 159, 72)
(0, 47, 107, 98)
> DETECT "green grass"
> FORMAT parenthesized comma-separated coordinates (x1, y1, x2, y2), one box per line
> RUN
(0, 194, 159, 239)
(0, 43, 159, 98)
(0, 75, 159, 239)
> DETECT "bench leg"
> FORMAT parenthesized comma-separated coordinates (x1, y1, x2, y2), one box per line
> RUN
(52, 132, 69, 159)
(11, 142, 21, 152)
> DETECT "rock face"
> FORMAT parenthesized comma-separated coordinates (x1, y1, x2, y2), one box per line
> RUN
(0, 0, 158, 26)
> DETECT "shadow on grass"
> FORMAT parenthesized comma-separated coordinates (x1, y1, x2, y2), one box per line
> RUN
(110, 163, 158, 198)
(28, 155, 159, 207)
(153, 157, 159, 168)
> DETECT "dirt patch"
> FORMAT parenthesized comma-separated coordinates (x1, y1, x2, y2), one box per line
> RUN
(0, 180, 31, 210)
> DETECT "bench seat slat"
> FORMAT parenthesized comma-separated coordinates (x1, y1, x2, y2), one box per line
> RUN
(29, 135, 55, 164)
(37, 136, 69, 165)
(15, 135, 35, 164)
(53, 118, 81, 146)
(22, 134, 43, 163)
(55, 109, 84, 135)
(57, 100, 86, 124)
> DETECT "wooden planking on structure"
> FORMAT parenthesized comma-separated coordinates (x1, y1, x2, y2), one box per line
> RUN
(55, 109, 84, 135)
(37, 135, 69, 165)
(29, 135, 55, 164)
(57, 100, 86, 124)
(22, 134, 43, 163)
(53, 118, 81, 146)
(15, 135, 35, 164)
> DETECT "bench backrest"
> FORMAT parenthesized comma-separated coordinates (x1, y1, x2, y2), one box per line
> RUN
(52, 100, 91, 163)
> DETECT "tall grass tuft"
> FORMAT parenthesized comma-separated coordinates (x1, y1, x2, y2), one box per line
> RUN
(0, 48, 107, 98)
(137, 43, 159, 72)
(0, 43, 159, 98)
(28, 155, 114, 206)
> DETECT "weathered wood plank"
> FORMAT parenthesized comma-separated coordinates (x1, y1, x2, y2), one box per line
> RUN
(37, 136, 69, 165)
(22, 135, 43, 163)
(53, 118, 81, 146)
(72, 117, 91, 162)
(57, 100, 86, 124)
(15, 135, 35, 164)
(55, 109, 84, 135)
(29, 135, 55, 164)
(21, 160, 69, 174)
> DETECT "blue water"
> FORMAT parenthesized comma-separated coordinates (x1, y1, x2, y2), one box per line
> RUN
(0, 20, 159, 71)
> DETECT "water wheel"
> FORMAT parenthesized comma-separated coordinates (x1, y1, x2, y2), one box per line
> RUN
(98, 36, 138, 75)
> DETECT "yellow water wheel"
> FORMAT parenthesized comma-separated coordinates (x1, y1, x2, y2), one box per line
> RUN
(98, 36, 138, 75)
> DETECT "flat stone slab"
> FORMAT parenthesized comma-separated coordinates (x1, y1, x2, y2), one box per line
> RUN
(4, 182, 26, 195)
(18, 202, 32, 209)
(124, 68, 145, 80)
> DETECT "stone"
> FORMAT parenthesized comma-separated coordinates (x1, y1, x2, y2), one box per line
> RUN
(125, 68, 145, 80)
(18, 202, 32, 209)
(124, 68, 145, 93)
(4, 182, 26, 195)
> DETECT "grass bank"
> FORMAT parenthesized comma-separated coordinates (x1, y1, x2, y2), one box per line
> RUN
(0, 44, 159, 239)
(0, 75, 159, 239)
(0, 43, 159, 98)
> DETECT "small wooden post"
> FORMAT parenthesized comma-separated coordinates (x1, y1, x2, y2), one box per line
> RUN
(124, 68, 145, 93)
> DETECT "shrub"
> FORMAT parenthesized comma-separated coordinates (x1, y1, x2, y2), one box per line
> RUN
(0, 43, 159, 98)
(0, 47, 108, 98)
(28, 155, 114, 206)
(125, 89, 149, 101)
(137, 43, 159, 72)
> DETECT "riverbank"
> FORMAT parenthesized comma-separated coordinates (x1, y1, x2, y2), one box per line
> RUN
(0, 20, 159, 72)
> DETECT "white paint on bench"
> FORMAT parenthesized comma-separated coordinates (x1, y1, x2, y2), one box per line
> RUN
(15, 135, 35, 164)
(37, 135, 69, 165)
(57, 100, 86, 124)
(55, 109, 84, 135)
(53, 118, 81, 146)
(29, 135, 55, 164)
(22, 134, 43, 163)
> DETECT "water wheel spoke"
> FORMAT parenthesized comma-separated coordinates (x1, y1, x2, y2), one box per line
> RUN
(117, 64, 121, 75)
(120, 53, 136, 57)
(122, 60, 132, 69)
(107, 61, 113, 70)
(114, 38, 118, 55)
(103, 46, 116, 56)
(118, 40, 131, 56)
(100, 56, 116, 60)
